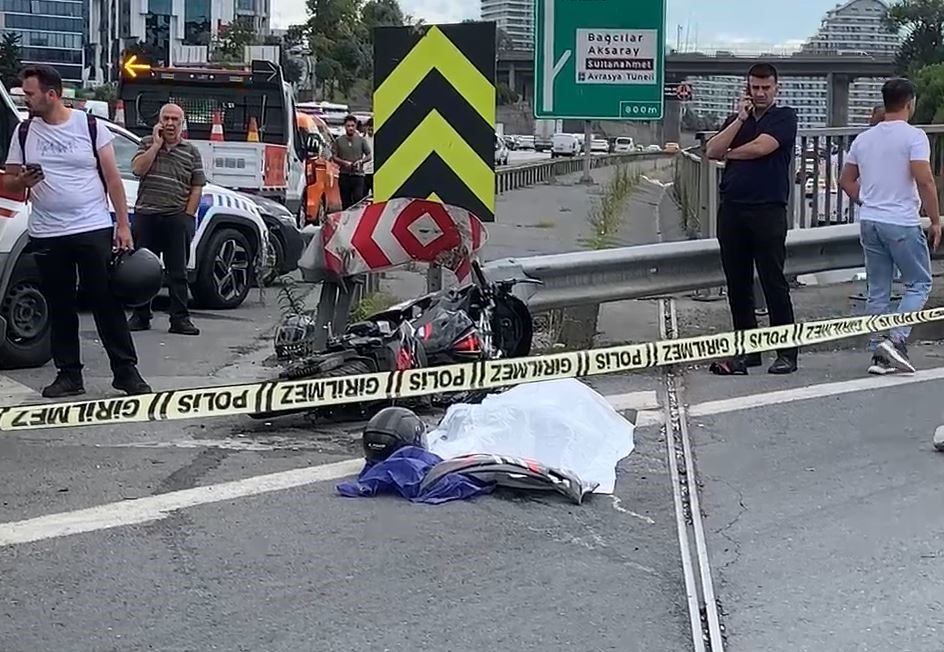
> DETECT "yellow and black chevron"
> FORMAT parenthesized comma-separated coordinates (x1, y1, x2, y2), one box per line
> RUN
(373, 22, 496, 222)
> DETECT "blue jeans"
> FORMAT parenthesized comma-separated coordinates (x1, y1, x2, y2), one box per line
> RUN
(859, 219, 933, 350)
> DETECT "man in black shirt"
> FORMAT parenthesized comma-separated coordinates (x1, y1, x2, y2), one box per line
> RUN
(705, 62, 798, 375)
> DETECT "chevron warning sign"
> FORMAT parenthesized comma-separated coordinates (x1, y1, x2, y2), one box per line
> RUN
(373, 22, 497, 223)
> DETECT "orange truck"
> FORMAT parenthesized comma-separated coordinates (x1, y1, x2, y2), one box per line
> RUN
(116, 58, 341, 227)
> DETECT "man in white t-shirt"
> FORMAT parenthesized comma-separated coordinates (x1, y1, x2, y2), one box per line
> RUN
(2, 65, 151, 398)
(839, 77, 941, 376)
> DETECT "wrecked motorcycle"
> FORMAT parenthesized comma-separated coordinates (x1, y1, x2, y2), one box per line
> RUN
(251, 261, 540, 420)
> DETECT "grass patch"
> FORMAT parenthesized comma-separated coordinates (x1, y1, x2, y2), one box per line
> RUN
(349, 290, 398, 322)
(582, 165, 641, 250)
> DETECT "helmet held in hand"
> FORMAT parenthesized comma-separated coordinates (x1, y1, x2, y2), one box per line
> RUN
(110, 247, 164, 308)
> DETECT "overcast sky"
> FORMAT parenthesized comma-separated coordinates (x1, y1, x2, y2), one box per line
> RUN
(271, 0, 853, 49)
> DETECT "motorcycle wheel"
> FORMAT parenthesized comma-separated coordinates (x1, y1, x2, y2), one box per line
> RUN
(247, 359, 374, 420)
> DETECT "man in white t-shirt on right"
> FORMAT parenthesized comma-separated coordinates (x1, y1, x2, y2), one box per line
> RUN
(839, 77, 942, 375)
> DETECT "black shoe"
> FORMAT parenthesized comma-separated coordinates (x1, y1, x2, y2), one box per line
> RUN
(128, 313, 151, 331)
(42, 372, 85, 399)
(112, 367, 152, 395)
(768, 355, 798, 375)
(169, 317, 200, 336)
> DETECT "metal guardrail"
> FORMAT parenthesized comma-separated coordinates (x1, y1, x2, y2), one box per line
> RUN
(496, 151, 673, 194)
(674, 125, 944, 239)
(483, 220, 940, 312)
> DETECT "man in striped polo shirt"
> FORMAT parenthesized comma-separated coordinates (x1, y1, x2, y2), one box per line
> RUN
(128, 103, 206, 336)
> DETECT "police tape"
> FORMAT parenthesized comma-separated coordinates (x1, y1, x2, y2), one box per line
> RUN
(3, 306, 944, 432)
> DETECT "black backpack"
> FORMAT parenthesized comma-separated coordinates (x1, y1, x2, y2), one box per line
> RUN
(17, 111, 107, 191)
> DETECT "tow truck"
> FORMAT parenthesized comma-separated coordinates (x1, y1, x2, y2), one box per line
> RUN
(116, 57, 342, 228)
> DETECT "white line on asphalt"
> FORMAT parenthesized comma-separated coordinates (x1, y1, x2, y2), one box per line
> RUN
(604, 390, 660, 412)
(0, 375, 41, 403)
(0, 458, 363, 547)
(687, 365, 944, 418)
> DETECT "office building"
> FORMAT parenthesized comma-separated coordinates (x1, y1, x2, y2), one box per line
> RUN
(687, 0, 901, 128)
(85, 0, 271, 85)
(0, 0, 86, 84)
(481, 0, 533, 50)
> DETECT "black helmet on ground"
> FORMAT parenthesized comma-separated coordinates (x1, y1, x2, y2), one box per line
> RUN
(110, 247, 164, 308)
(362, 406, 427, 464)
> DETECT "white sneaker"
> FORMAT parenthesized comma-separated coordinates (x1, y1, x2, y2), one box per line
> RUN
(877, 339, 915, 373)
(934, 425, 944, 452)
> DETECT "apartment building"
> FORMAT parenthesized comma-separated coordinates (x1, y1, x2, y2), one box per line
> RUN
(687, 0, 901, 128)
(480, 0, 533, 50)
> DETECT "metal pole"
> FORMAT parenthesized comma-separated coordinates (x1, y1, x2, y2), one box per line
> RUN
(580, 120, 593, 183)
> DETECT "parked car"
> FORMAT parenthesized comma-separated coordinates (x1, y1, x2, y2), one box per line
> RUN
(0, 88, 300, 369)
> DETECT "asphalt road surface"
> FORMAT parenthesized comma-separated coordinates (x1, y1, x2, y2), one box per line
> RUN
(2, 180, 943, 650)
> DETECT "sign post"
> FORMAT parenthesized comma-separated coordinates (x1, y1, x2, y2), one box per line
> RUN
(534, 0, 666, 121)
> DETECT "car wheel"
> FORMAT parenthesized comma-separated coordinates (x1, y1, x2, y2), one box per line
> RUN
(191, 228, 253, 310)
(0, 254, 52, 369)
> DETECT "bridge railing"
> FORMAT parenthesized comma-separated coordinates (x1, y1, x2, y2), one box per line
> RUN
(675, 124, 944, 239)
(496, 150, 672, 194)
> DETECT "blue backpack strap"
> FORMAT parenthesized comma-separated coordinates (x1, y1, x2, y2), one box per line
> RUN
(85, 112, 107, 191)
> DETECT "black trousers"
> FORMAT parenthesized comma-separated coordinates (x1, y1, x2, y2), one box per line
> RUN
(339, 174, 366, 209)
(132, 211, 195, 321)
(29, 226, 137, 375)
(717, 201, 797, 359)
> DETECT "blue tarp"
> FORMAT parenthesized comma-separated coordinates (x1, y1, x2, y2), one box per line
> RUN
(336, 446, 494, 504)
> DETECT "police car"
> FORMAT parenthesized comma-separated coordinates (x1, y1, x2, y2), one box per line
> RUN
(0, 89, 300, 370)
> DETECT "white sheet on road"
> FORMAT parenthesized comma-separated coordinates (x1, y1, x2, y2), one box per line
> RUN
(425, 379, 635, 494)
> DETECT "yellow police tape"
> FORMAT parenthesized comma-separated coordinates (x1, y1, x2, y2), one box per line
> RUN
(3, 307, 944, 432)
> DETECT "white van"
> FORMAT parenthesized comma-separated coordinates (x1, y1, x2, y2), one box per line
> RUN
(614, 137, 634, 153)
(551, 133, 581, 157)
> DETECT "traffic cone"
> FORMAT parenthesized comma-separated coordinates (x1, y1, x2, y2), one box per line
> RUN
(210, 111, 224, 141)
(246, 117, 259, 142)
(113, 99, 125, 126)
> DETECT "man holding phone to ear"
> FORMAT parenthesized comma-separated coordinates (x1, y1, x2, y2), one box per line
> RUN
(705, 62, 799, 376)
(128, 103, 205, 336)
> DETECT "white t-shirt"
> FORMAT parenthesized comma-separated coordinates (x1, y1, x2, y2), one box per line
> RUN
(845, 120, 930, 226)
(5, 109, 116, 237)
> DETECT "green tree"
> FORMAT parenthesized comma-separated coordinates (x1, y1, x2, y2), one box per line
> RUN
(214, 16, 258, 62)
(912, 62, 944, 122)
(887, 0, 944, 74)
(0, 32, 22, 89)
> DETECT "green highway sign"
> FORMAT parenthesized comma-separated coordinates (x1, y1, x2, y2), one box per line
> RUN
(534, 0, 666, 121)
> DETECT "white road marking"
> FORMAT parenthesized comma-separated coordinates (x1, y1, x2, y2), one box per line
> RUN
(0, 458, 363, 547)
(0, 375, 41, 403)
(610, 496, 655, 524)
(687, 365, 944, 418)
(605, 390, 660, 412)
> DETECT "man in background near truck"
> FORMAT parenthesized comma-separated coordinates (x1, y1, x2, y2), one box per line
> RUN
(332, 114, 371, 209)
(362, 117, 374, 197)
(3, 64, 151, 398)
(127, 102, 205, 337)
